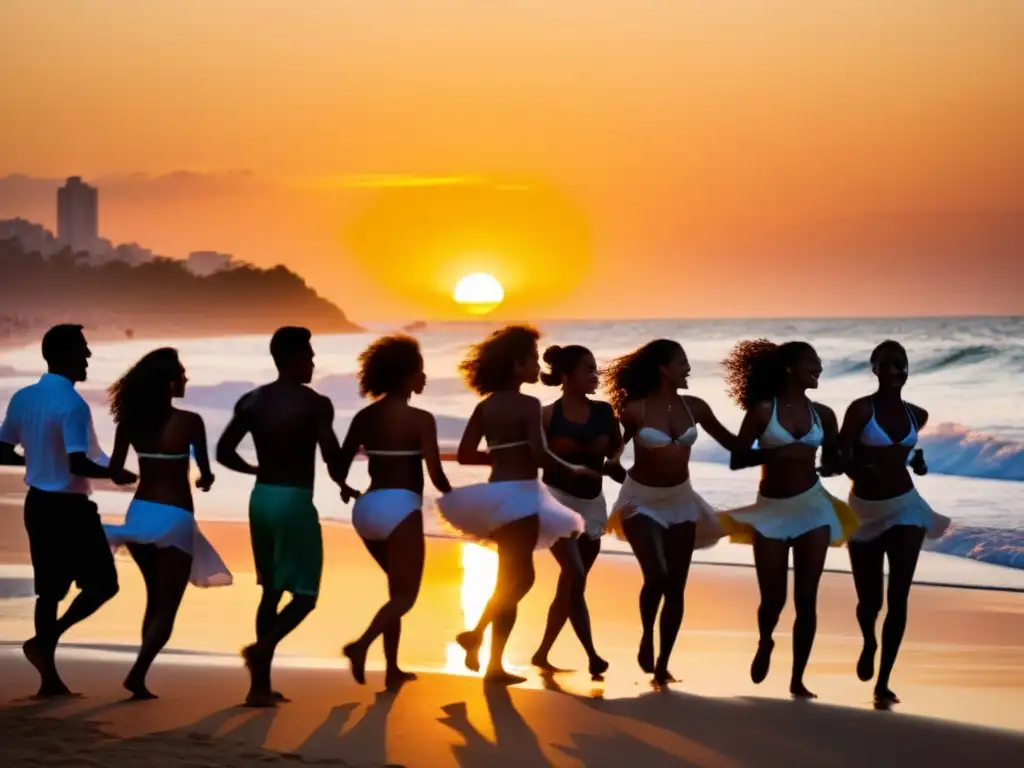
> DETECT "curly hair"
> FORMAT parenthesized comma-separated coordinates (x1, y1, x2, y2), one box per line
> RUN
(722, 339, 816, 410)
(601, 338, 683, 416)
(357, 334, 423, 397)
(109, 348, 181, 440)
(870, 339, 907, 365)
(458, 324, 540, 395)
(539, 344, 592, 387)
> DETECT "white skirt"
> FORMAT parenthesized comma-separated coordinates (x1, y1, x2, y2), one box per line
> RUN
(848, 488, 951, 543)
(435, 479, 584, 551)
(104, 499, 233, 588)
(352, 488, 422, 541)
(608, 477, 725, 549)
(719, 480, 858, 545)
(545, 485, 607, 540)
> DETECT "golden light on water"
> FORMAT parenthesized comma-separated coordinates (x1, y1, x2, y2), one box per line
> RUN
(453, 272, 504, 316)
(445, 542, 498, 674)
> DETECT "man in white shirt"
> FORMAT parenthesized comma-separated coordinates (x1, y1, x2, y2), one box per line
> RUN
(0, 324, 136, 696)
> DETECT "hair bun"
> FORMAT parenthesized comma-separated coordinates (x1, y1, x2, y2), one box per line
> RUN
(542, 345, 563, 365)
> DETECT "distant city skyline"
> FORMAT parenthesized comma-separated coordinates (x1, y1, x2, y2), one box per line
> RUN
(56, 176, 98, 252)
(1, 2, 1022, 320)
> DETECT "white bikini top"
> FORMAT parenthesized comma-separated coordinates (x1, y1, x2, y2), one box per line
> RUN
(136, 451, 189, 460)
(759, 399, 823, 448)
(635, 398, 698, 449)
(860, 398, 918, 448)
(364, 449, 420, 457)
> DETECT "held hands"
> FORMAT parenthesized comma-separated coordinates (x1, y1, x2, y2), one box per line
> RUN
(602, 459, 627, 484)
(196, 473, 215, 492)
(110, 467, 138, 486)
(340, 483, 362, 503)
(910, 449, 928, 476)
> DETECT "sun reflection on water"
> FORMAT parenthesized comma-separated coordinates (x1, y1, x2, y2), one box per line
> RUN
(445, 542, 498, 674)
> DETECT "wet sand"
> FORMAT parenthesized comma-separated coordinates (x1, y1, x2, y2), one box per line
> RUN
(1, 470, 1023, 765)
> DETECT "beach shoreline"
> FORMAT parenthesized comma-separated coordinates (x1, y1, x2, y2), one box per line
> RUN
(2, 470, 1024, 767)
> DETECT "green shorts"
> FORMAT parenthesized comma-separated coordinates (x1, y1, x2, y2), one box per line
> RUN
(248, 483, 323, 597)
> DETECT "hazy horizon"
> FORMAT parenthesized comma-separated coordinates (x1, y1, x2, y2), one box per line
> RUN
(2, 1, 1022, 321)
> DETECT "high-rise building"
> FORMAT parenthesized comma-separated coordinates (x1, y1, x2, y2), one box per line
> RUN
(57, 176, 99, 251)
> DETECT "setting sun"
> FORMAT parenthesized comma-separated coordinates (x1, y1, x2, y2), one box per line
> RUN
(453, 272, 504, 315)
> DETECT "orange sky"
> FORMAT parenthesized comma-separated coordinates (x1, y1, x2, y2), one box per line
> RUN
(1, 1, 1022, 320)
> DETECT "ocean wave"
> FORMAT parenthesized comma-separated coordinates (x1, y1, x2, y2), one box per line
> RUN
(925, 526, 1024, 571)
(827, 344, 1006, 379)
(916, 423, 1024, 481)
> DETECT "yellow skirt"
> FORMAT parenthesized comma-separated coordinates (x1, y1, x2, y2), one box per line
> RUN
(718, 481, 860, 546)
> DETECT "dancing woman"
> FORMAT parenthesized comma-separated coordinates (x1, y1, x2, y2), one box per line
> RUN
(104, 348, 231, 700)
(839, 340, 949, 706)
(336, 335, 452, 690)
(719, 340, 858, 699)
(531, 344, 619, 677)
(602, 339, 733, 685)
(437, 325, 595, 684)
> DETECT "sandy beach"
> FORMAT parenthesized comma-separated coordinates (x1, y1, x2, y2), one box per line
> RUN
(1, 469, 1023, 766)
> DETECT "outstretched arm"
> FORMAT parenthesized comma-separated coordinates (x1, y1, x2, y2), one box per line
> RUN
(315, 397, 347, 489)
(421, 413, 452, 494)
(191, 413, 215, 491)
(457, 404, 491, 466)
(217, 395, 258, 475)
(106, 424, 137, 486)
(729, 402, 775, 470)
(335, 408, 364, 501)
(838, 399, 871, 481)
(689, 396, 737, 452)
(815, 404, 844, 476)
(525, 398, 600, 479)
(66, 401, 133, 483)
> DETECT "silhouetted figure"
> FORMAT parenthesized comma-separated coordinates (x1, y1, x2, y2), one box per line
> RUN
(531, 344, 620, 679)
(437, 325, 595, 684)
(0, 324, 136, 696)
(720, 340, 858, 699)
(840, 340, 950, 706)
(216, 327, 345, 707)
(336, 335, 452, 689)
(103, 348, 231, 700)
(602, 340, 734, 686)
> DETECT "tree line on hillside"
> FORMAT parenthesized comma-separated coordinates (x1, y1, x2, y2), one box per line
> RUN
(0, 238, 360, 334)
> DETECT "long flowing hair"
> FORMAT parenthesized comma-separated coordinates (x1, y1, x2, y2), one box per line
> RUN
(109, 348, 181, 440)
(601, 339, 683, 416)
(722, 339, 816, 410)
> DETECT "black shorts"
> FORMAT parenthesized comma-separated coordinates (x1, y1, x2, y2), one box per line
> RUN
(24, 488, 118, 601)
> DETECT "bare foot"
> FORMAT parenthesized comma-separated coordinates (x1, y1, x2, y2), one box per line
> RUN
(342, 643, 367, 685)
(34, 679, 75, 698)
(124, 675, 158, 701)
(857, 639, 877, 682)
(790, 681, 818, 700)
(243, 690, 278, 708)
(272, 691, 291, 703)
(751, 639, 774, 684)
(637, 633, 655, 674)
(874, 686, 900, 706)
(653, 666, 678, 687)
(588, 655, 609, 680)
(484, 669, 527, 686)
(385, 669, 417, 691)
(456, 631, 481, 673)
